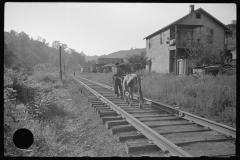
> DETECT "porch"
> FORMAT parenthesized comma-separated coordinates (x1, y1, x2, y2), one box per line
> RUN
(168, 24, 203, 50)
(169, 48, 192, 75)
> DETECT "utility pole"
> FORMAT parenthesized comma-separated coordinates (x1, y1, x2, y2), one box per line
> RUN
(59, 45, 62, 81)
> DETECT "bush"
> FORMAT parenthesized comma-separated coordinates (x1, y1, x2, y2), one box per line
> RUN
(33, 63, 59, 84)
(34, 73, 58, 84)
(4, 64, 71, 156)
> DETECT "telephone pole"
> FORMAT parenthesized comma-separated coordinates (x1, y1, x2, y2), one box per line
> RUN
(59, 45, 62, 81)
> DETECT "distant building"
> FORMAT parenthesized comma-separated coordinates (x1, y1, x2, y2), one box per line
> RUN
(96, 57, 124, 65)
(90, 58, 123, 73)
(101, 63, 114, 73)
(144, 5, 231, 75)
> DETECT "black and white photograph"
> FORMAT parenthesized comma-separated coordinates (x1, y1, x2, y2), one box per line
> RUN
(4, 2, 236, 157)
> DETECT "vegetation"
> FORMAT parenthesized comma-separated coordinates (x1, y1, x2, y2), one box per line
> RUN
(4, 41, 18, 68)
(226, 20, 236, 51)
(79, 71, 236, 128)
(125, 51, 148, 67)
(104, 48, 146, 59)
(184, 20, 236, 68)
(4, 64, 75, 156)
(185, 40, 221, 67)
(4, 30, 91, 72)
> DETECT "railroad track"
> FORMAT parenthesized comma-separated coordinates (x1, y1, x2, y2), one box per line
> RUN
(70, 74, 236, 157)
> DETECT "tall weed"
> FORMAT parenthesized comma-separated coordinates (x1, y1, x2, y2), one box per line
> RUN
(4, 64, 71, 156)
(141, 72, 236, 125)
(80, 71, 236, 126)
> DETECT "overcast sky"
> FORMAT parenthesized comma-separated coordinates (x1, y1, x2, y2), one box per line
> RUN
(4, 3, 236, 56)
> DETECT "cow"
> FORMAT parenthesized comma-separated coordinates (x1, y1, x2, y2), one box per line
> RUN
(122, 73, 144, 109)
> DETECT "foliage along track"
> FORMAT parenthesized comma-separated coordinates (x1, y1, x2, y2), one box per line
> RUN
(71, 74, 236, 157)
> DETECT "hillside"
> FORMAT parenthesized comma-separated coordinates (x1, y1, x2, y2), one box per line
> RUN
(4, 30, 89, 71)
(104, 48, 146, 58)
(85, 55, 99, 61)
(86, 48, 146, 61)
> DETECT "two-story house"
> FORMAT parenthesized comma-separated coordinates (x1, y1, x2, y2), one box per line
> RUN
(144, 5, 231, 75)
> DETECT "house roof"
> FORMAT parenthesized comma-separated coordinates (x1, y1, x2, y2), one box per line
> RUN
(101, 63, 114, 68)
(143, 8, 229, 40)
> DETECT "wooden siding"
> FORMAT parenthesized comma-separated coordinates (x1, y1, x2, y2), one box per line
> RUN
(146, 29, 170, 73)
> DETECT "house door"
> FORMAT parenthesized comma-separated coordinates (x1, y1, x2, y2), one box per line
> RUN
(177, 59, 184, 75)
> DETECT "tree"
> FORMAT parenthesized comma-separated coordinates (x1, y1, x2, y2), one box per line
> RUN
(4, 30, 89, 71)
(125, 51, 148, 69)
(226, 20, 236, 51)
(37, 36, 43, 42)
(60, 44, 69, 70)
(51, 40, 61, 49)
(231, 20, 236, 25)
(4, 41, 17, 68)
(67, 51, 86, 69)
(184, 40, 221, 68)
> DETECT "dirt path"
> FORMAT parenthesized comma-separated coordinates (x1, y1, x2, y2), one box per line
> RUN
(58, 78, 127, 157)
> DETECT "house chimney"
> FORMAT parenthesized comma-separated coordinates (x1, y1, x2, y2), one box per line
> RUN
(189, 5, 195, 13)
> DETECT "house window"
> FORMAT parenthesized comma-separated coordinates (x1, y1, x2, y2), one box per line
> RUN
(206, 28, 214, 43)
(149, 39, 151, 48)
(196, 13, 201, 19)
(160, 33, 163, 44)
(162, 33, 165, 43)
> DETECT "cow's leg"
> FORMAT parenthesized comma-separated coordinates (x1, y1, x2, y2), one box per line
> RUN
(128, 81, 134, 107)
(123, 81, 129, 104)
(114, 79, 119, 96)
(123, 88, 126, 102)
(125, 88, 129, 104)
(119, 81, 123, 99)
(130, 86, 134, 107)
(137, 77, 144, 109)
(128, 86, 132, 107)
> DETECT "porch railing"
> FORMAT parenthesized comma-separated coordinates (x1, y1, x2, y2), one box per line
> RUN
(169, 39, 200, 48)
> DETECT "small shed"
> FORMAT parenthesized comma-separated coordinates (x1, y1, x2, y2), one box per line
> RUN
(193, 67, 205, 76)
(193, 64, 220, 76)
(102, 63, 114, 73)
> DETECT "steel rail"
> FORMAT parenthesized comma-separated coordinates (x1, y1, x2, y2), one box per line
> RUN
(70, 74, 192, 157)
(76, 75, 236, 139)
(151, 101, 236, 139)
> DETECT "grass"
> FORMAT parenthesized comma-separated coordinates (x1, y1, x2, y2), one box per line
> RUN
(5, 66, 127, 157)
(78, 70, 236, 128)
